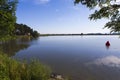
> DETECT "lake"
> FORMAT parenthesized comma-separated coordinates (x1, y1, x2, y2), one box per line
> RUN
(1, 35, 120, 80)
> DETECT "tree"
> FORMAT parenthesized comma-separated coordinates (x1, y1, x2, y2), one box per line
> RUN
(0, 0, 18, 37)
(14, 23, 40, 38)
(74, 0, 120, 32)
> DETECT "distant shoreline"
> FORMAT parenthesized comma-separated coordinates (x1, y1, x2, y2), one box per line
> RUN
(40, 34, 120, 36)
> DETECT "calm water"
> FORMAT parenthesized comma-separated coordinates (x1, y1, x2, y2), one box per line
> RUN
(2, 36, 120, 80)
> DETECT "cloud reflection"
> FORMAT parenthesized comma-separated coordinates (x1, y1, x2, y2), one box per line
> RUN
(87, 56, 120, 67)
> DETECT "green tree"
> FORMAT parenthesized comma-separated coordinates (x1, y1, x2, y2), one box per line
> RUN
(14, 23, 40, 38)
(74, 0, 120, 32)
(0, 0, 18, 37)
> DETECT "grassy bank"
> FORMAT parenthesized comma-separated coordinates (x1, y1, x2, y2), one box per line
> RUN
(0, 53, 51, 80)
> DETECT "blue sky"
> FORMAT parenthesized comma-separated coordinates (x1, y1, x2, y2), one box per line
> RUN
(16, 0, 110, 34)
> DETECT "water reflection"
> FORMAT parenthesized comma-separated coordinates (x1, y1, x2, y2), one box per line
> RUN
(87, 55, 120, 68)
(1, 36, 120, 80)
(0, 37, 31, 56)
(105, 45, 110, 49)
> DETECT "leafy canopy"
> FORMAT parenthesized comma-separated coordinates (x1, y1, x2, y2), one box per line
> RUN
(14, 23, 40, 38)
(74, 0, 120, 32)
(0, 0, 18, 37)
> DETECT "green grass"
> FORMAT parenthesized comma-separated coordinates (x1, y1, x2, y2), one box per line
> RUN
(0, 53, 51, 80)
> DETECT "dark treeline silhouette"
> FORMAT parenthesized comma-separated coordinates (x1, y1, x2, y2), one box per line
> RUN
(14, 23, 40, 38)
(40, 33, 120, 36)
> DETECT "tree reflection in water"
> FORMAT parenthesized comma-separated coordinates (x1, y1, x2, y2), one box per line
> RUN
(0, 37, 31, 56)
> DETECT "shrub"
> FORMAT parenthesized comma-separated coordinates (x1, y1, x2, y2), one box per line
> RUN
(0, 53, 51, 80)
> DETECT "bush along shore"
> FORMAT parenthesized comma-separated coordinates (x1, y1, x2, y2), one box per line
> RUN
(0, 53, 69, 80)
(0, 53, 51, 80)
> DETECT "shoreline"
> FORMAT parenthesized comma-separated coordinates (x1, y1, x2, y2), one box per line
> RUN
(40, 34, 120, 36)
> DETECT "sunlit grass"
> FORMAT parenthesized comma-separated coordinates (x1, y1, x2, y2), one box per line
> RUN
(0, 53, 51, 80)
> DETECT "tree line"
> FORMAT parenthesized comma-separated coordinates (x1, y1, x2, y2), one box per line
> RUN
(0, 0, 120, 40)
(0, 0, 39, 39)
(14, 23, 40, 38)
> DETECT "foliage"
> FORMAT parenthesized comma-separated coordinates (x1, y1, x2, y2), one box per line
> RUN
(74, 0, 120, 32)
(14, 23, 40, 38)
(0, 53, 51, 80)
(0, 0, 18, 36)
(0, 0, 40, 41)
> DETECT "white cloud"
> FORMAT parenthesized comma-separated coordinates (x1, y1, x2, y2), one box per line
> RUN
(19, 0, 50, 4)
(116, 0, 120, 2)
(34, 0, 50, 4)
(87, 55, 120, 68)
